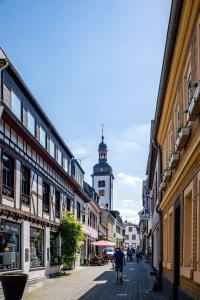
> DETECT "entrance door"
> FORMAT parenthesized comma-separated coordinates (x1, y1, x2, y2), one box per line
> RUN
(174, 203, 181, 299)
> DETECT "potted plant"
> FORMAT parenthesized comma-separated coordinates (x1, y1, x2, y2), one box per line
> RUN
(0, 273, 28, 300)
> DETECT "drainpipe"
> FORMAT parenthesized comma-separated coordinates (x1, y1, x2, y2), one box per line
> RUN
(155, 144, 163, 289)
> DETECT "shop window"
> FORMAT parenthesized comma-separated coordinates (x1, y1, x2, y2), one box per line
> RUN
(27, 111, 35, 136)
(2, 153, 14, 198)
(55, 190, 60, 218)
(183, 190, 193, 267)
(50, 232, 61, 265)
(39, 126, 46, 149)
(22, 166, 30, 205)
(0, 220, 20, 271)
(30, 227, 44, 268)
(77, 201, 81, 220)
(43, 181, 50, 213)
(11, 91, 21, 121)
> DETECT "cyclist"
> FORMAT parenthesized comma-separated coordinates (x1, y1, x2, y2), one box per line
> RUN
(114, 247, 125, 283)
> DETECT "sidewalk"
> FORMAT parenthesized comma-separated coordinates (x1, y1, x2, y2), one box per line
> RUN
(0, 260, 167, 300)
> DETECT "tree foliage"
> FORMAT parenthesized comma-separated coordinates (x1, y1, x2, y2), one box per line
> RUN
(60, 211, 85, 269)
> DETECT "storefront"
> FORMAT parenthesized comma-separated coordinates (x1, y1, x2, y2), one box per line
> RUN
(0, 219, 20, 271)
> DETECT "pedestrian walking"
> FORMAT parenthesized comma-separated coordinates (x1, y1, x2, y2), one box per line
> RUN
(139, 247, 143, 260)
(135, 246, 140, 262)
(114, 247, 125, 283)
(131, 247, 135, 261)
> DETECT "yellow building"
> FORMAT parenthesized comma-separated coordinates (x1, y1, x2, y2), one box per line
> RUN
(153, 0, 200, 299)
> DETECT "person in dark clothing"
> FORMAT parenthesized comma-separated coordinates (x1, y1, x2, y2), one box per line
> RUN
(114, 247, 125, 283)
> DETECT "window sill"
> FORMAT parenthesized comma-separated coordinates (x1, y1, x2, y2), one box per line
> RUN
(30, 267, 45, 271)
(193, 271, 200, 283)
(180, 266, 193, 279)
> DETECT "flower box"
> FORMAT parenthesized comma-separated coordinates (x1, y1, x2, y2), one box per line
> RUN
(175, 127, 190, 152)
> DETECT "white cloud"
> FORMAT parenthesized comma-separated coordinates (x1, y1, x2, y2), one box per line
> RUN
(116, 208, 139, 224)
(72, 147, 87, 157)
(117, 172, 143, 186)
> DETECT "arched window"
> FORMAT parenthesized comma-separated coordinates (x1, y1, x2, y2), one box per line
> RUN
(98, 180, 106, 188)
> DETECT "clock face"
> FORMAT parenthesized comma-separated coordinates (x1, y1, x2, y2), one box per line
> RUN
(99, 189, 105, 196)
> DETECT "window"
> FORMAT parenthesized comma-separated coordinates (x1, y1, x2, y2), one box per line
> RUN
(98, 180, 105, 188)
(186, 71, 192, 108)
(39, 126, 46, 148)
(27, 111, 35, 136)
(128, 227, 132, 232)
(11, 91, 21, 120)
(132, 235, 136, 240)
(30, 227, 44, 267)
(125, 235, 129, 240)
(55, 190, 60, 218)
(50, 139, 55, 158)
(168, 210, 173, 264)
(43, 182, 50, 213)
(98, 190, 105, 196)
(50, 232, 61, 266)
(22, 166, 30, 205)
(57, 149, 62, 166)
(77, 202, 81, 220)
(2, 153, 14, 198)
(0, 220, 20, 271)
(63, 157, 69, 173)
(183, 190, 193, 267)
(125, 243, 129, 248)
(67, 198, 71, 212)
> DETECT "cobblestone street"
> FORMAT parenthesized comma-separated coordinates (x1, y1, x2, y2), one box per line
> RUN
(1, 260, 167, 300)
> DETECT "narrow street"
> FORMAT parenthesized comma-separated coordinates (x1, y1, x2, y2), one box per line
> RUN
(9, 260, 168, 300)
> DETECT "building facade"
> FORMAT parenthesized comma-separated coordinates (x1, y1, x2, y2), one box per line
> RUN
(92, 134, 114, 210)
(110, 210, 124, 248)
(124, 222, 140, 249)
(149, 1, 200, 299)
(0, 49, 99, 280)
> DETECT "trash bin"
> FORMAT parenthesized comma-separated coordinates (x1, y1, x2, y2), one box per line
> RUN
(0, 273, 28, 300)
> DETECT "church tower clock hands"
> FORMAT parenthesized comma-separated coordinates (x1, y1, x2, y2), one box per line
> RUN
(92, 126, 114, 211)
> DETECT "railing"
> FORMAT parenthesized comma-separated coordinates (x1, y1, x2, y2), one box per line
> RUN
(43, 204, 49, 213)
(22, 194, 30, 205)
(2, 185, 14, 198)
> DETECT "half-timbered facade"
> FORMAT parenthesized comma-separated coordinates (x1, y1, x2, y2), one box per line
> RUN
(0, 49, 93, 280)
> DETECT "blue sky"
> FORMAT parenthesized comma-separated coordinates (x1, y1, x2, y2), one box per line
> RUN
(1, 0, 171, 222)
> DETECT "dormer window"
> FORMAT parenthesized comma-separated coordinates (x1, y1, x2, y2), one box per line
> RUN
(39, 126, 46, 149)
(27, 111, 35, 136)
(11, 91, 21, 121)
(50, 139, 55, 158)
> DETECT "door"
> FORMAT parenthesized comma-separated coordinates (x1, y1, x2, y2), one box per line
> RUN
(173, 203, 181, 300)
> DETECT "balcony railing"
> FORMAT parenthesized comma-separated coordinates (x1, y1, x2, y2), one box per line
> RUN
(175, 127, 190, 152)
(2, 185, 14, 198)
(22, 194, 30, 205)
(43, 204, 49, 214)
(188, 82, 200, 121)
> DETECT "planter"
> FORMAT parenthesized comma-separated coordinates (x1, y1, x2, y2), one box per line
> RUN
(0, 273, 28, 300)
(175, 127, 190, 152)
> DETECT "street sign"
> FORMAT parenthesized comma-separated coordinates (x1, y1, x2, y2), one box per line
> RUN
(138, 208, 150, 220)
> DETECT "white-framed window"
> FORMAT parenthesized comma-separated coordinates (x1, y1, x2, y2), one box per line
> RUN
(63, 157, 68, 173)
(11, 91, 21, 120)
(50, 139, 55, 158)
(27, 111, 35, 136)
(39, 126, 46, 148)
(57, 148, 62, 166)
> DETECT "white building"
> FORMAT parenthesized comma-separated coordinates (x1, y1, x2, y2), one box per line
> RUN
(124, 222, 140, 249)
(92, 133, 114, 210)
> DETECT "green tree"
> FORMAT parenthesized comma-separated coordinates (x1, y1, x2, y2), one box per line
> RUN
(60, 211, 85, 269)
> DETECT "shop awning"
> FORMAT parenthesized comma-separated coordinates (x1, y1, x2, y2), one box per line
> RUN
(92, 240, 115, 247)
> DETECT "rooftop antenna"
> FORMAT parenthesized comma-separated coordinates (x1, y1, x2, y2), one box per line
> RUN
(101, 124, 104, 142)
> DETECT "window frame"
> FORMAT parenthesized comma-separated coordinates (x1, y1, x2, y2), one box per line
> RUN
(39, 125, 46, 149)
(11, 90, 22, 121)
(43, 181, 50, 214)
(2, 152, 15, 198)
(27, 110, 35, 137)
(21, 165, 30, 205)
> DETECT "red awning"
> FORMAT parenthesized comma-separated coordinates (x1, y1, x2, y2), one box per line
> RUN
(92, 240, 115, 247)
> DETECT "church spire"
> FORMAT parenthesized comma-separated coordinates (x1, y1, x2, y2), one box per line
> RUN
(98, 124, 107, 161)
(101, 124, 104, 142)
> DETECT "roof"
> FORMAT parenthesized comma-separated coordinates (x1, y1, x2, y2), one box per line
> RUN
(152, 0, 183, 142)
(0, 48, 74, 158)
(92, 161, 114, 177)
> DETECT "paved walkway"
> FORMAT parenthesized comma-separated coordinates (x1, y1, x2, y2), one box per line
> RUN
(0, 260, 167, 300)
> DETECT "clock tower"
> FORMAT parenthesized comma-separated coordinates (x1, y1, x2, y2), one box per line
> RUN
(92, 129, 114, 210)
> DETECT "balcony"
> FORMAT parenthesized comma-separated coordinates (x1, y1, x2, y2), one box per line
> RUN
(175, 127, 190, 152)
(188, 82, 200, 121)
(159, 182, 166, 192)
(169, 153, 180, 170)
(163, 169, 172, 183)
